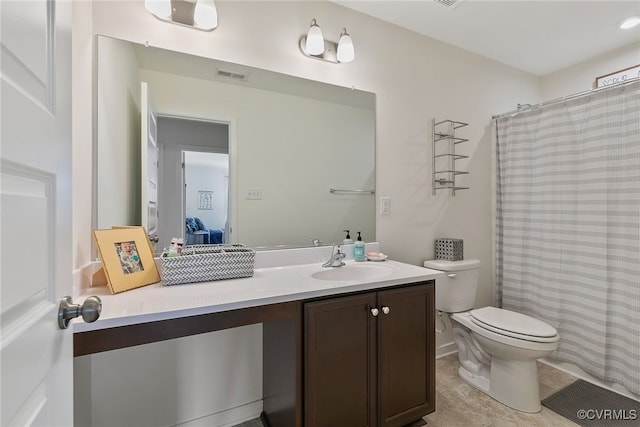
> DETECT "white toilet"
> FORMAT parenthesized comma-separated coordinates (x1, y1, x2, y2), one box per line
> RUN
(424, 259, 559, 413)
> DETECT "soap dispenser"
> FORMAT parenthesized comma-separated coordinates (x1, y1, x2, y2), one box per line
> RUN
(343, 230, 353, 245)
(353, 232, 366, 262)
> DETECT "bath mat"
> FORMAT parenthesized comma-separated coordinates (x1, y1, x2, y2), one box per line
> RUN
(542, 379, 640, 426)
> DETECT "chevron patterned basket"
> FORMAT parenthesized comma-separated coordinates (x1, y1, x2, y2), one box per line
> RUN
(160, 244, 255, 286)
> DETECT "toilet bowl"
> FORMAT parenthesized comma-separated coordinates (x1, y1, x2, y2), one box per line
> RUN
(424, 259, 559, 413)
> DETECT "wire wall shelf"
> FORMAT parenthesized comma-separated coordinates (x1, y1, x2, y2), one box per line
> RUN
(432, 119, 469, 196)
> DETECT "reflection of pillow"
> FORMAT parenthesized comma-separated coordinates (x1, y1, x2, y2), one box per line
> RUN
(194, 217, 206, 230)
(185, 217, 198, 232)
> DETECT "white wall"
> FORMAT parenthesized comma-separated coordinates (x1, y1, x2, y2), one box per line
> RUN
(541, 42, 640, 101)
(75, 325, 263, 427)
(96, 37, 142, 228)
(72, 1, 543, 425)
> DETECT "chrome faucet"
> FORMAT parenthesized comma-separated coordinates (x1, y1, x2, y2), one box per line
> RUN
(323, 244, 346, 267)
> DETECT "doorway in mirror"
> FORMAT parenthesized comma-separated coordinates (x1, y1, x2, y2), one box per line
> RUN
(157, 115, 231, 250)
(182, 150, 229, 245)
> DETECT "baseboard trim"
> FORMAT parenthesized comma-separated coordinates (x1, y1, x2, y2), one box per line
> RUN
(176, 400, 263, 427)
(540, 358, 640, 402)
(436, 342, 457, 359)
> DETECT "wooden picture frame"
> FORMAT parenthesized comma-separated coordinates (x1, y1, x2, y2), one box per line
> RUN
(93, 227, 160, 294)
(594, 64, 640, 88)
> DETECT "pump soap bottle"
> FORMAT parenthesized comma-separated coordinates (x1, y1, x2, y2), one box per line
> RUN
(343, 230, 353, 245)
(353, 232, 366, 262)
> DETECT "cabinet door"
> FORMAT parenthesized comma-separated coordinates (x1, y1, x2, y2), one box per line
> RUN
(378, 284, 435, 427)
(305, 293, 378, 427)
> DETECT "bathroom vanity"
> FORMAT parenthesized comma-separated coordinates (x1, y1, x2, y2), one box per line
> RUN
(73, 248, 442, 427)
(304, 282, 434, 427)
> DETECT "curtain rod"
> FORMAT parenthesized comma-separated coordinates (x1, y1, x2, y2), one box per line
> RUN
(491, 78, 639, 120)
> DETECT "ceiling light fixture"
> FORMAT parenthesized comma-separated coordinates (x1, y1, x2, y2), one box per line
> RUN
(299, 19, 355, 64)
(145, 0, 218, 31)
(620, 16, 640, 29)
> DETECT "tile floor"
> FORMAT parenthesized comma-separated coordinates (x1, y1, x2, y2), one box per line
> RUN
(422, 354, 580, 426)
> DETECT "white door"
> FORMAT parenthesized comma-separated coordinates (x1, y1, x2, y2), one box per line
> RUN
(1, 0, 74, 425)
(141, 82, 160, 252)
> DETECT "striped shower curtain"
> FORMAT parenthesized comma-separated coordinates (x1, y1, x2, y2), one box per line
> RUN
(495, 79, 640, 395)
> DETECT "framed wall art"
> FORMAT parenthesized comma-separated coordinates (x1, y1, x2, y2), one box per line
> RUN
(198, 190, 214, 210)
(595, 64, 640, 88)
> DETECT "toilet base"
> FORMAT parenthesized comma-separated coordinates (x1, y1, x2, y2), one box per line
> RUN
(458, 358, 542, 413)
(458, 365, 490, 393)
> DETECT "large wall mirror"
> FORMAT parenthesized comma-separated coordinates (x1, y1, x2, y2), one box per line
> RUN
(97, 35, 376, 250)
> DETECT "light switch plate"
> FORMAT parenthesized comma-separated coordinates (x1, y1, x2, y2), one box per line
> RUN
(246, 188, 262, 200)
(380, 197, 390, 215)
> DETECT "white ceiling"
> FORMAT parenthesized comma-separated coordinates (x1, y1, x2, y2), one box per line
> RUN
(332, 0, 640, 76)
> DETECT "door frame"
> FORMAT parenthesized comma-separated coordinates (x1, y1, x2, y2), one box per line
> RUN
(180, 146, 231, 243)
(156, 113, 236, 246)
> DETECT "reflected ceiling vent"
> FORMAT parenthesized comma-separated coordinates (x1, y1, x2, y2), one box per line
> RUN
(216, 69, 248, 82)
(434, 0, 466, 8)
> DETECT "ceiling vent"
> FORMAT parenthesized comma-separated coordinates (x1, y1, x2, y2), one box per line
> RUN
(433, 0, 466, 8)
(216, 69, 248, 81)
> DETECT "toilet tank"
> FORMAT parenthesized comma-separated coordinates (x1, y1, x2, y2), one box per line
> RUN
(423, 259, 481, 313)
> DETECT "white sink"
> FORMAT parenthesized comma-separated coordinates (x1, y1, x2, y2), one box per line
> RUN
(311, 263, 393, 282)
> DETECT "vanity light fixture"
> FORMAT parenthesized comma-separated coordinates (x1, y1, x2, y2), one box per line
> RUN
(144, 0, 218, 31)
(300, 19, 355, 63)
(620, 16, 640, 29)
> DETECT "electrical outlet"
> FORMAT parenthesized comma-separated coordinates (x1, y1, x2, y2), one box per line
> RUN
(246, 188, 262, 200)
(380, 197, 390, 215)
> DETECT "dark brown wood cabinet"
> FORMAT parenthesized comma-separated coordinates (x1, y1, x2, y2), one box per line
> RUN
(304, 282, 435, 427)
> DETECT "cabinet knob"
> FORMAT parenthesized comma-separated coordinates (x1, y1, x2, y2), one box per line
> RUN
(382, 306, 390, 315)
(370, 308, 379, 317)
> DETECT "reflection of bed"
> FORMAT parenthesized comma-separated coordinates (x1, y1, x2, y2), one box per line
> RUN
(185, 217, 224, 245)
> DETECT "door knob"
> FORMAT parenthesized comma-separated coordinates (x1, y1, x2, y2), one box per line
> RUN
(370, 307, 379, 317)
(58, 295, 102, 329)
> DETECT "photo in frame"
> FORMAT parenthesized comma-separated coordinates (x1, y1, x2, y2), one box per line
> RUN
(93, 227, 160, 294)
(111, 225, 157, 255)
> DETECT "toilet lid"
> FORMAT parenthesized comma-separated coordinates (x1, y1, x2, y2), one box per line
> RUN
(470, 307, 559, 343)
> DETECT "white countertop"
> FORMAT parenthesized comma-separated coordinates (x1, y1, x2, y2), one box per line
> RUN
(74, 258, 444, 333)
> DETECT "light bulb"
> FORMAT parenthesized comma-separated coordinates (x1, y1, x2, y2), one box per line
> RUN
(337, 28, 354, 63)
(144, 0, 172, 19)
(620, 16, 640, 29)
(306, 19, 325, 55)
(194, 0, 218, 30)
